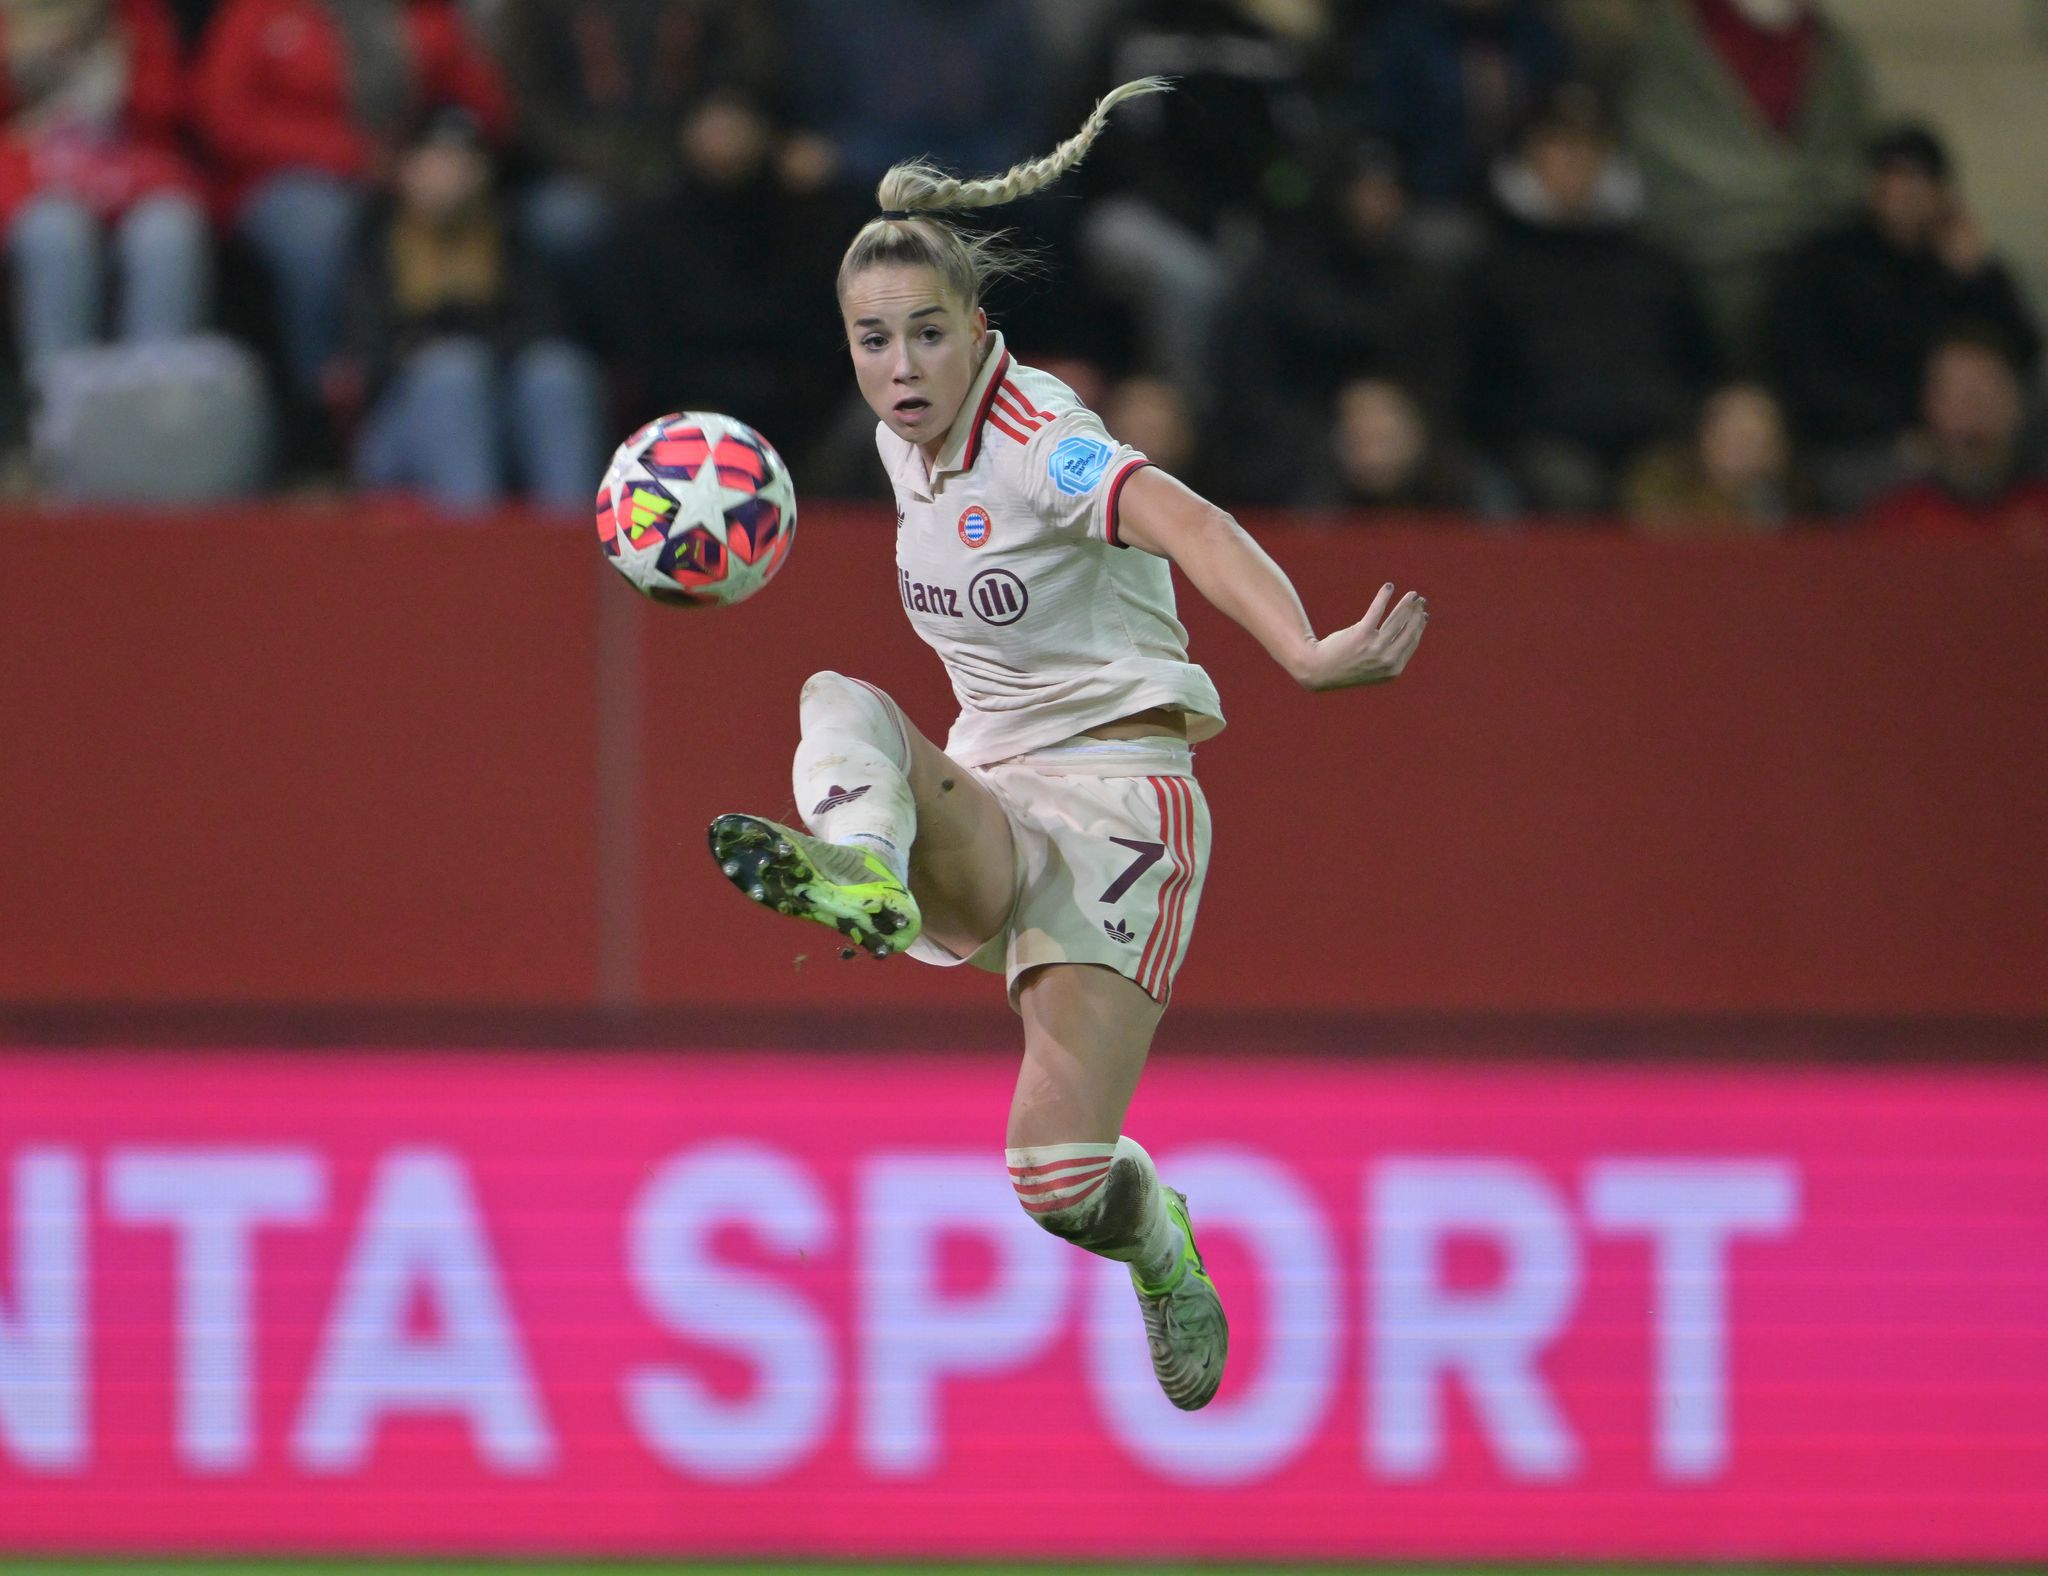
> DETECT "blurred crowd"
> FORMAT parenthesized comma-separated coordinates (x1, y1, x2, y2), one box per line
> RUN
(2, 0, 2044, 539)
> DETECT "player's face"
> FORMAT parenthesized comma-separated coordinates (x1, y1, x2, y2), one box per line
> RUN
(842, 264, 989, 456)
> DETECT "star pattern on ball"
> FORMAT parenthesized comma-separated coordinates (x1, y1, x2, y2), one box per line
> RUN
(752, 455, 796, 524)
(672, 435, 773, 525)
(597, 413, 797, 607)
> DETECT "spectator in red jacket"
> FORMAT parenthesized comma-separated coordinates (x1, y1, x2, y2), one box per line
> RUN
(191, 0, 511, 418)
(1868, 333, 2048, 546)
(1, 0, 208, 363)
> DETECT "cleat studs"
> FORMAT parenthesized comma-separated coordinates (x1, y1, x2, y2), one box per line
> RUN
(775, 841, 792, 857)
(839, 946, 857, 960)
(722, 859, 741, 878)
(749, 885, 767, 902)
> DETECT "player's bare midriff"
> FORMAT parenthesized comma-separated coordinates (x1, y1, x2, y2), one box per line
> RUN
(1084, 706, 1188, 741)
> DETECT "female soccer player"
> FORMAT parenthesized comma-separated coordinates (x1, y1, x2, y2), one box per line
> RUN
(709, 79, 1427, 1411)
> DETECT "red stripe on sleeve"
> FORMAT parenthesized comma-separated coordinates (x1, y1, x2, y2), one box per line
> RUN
(987, 411, 1033, 446)
(1103, 458, 1155, 548)
(992, 386, 1045, 430)
(1001, 380, 1055, 423)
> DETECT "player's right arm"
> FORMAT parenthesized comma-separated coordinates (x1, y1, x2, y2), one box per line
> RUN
(1114, 466, 1429, 692)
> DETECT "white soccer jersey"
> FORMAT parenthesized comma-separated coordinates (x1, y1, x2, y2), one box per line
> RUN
(876, 331, 1225, 768)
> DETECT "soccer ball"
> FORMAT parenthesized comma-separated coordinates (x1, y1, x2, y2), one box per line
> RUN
(595, 411, 796, 606)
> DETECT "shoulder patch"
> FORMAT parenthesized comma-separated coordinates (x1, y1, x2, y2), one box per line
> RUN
(1048, 433, 1115, 496)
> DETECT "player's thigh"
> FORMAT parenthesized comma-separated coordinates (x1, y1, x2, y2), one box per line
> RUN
(888, 709, 1016, 955)
(1008, 962, 1164, 1149)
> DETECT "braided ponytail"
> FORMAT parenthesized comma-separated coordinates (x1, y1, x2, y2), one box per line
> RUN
(836, 77, 1171, 313)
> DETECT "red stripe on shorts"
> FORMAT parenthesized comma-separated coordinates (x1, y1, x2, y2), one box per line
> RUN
(1136, 777, 1184, 993)
(1153, 775, 1198, 998)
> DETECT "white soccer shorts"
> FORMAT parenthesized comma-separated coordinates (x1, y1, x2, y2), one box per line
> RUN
(906, 735, 1211, 1006)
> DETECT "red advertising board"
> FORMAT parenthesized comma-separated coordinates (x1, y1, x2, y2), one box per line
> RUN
(6, 509, 2047, 1018)
(1, 1048, 2043, 1559)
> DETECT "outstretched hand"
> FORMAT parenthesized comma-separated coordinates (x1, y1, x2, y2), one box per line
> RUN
(1297, 583, 1428, 691)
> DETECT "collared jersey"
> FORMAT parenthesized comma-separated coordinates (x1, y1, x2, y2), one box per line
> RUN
(877, 332, 1225, 768)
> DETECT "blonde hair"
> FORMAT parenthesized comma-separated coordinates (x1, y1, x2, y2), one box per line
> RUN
(835, 77, 1171, 314)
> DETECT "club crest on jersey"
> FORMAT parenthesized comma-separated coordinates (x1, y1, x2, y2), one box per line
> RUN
(1049, 434, 1114, 495)
(957, 505, 993, 548)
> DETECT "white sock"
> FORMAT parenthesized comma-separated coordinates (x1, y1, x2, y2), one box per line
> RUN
(841, 831, 908, 883)
(1115, 1135, 1187, 1290)
(792, 671, 916, 878)
(1006, 1135, 1186, 1287)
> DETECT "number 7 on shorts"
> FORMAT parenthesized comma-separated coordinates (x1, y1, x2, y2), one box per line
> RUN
(1099, 837, 1166, 904)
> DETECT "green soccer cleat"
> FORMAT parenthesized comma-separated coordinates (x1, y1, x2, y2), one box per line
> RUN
(708, 812, 922, 960)
(1131, 1188, 1229, 1411)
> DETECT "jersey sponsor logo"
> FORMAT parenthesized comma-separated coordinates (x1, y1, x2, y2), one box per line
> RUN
(968, 567, 1029, 626)
(957, 505, 993, 548)
(1049, 434, 1114, 496)
(811, 783, 871, 816)
(898, 567, 962, 617)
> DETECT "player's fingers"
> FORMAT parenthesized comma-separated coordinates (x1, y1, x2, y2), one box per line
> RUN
(1380, 590, 1424, 640)
(1390, 609, 1429, 666)
(1377, 595, 1423, 649)
(1362, 581, 1395, 630)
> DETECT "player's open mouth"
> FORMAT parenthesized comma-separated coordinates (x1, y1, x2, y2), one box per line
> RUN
(893, 397, 931, 422)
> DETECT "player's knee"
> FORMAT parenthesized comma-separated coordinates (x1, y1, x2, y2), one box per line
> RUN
(800, 670, 854, 706)
(799, 670, 907, 768)
(799, 670, 868, 730)
(1008, 1145, 1149, 1254)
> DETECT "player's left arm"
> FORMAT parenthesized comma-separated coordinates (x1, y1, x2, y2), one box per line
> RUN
(1115, 466, 1428, 692)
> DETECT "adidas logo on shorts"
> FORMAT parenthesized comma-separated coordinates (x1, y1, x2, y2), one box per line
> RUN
(1103, 916, 1135, 944)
